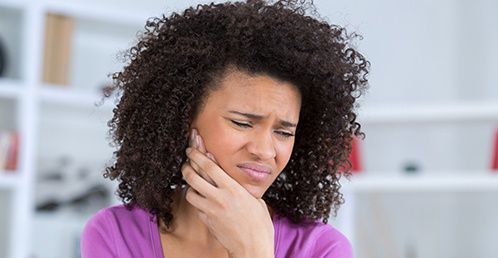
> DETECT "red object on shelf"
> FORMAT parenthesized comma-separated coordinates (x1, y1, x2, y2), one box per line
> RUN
(349, 137, 362, 173)
(492, 130, 498, 171)
(331, 137, 363, 174)
(5, 132, 19, 171)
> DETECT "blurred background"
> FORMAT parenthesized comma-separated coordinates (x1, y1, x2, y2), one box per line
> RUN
(0, 0, 497, 257)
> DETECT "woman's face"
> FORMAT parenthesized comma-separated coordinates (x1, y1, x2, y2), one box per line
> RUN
(190, 69, 301, 198)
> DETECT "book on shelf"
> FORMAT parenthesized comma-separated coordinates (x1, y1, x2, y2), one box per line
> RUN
(42, 13, 74, 86)
(0, 131, 19, 172)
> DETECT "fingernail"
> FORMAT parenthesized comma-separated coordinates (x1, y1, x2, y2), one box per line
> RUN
(186, 147, 193, 155)
(207, 153, 216, 162)
(195, 135, 200, 149)
(190, 130, 195, 142)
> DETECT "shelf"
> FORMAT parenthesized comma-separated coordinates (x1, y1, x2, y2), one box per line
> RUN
(360, 102, 498, 124)
(38, 85, 114, 110)
(344, 173, 498, 193)
(0, 172, 19, 190)
(40, 114, 111, 131)
(0, 79, 23, 98)
(0, 0, 27, 9)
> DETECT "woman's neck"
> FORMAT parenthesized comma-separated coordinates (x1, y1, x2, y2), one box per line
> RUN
(159, 188, 220, 245)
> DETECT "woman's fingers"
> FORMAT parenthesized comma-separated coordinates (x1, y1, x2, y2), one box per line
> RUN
(183, 178, 211, 211)
(186, 147, 235, 191)
(182, 161, 216, 197)
(188, 129, 216, 185)
(182, 162, 225, 214)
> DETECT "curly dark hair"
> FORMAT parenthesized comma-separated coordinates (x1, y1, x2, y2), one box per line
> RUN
(103, 0, 369, 226)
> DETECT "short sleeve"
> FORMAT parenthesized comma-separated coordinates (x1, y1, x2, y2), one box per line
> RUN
(81, 209, 118, 258)
(310, 227, 354, 258)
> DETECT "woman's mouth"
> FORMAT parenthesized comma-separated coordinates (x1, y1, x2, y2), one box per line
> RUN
(237, 163, 271, 182)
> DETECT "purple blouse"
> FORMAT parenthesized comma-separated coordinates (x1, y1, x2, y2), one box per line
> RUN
(81, 205, 353, 258)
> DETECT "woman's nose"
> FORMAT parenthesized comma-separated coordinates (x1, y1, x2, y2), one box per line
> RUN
(246, 131, 276, 161)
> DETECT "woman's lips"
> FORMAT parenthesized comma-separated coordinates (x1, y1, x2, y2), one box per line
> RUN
(237, 163, 271, 182)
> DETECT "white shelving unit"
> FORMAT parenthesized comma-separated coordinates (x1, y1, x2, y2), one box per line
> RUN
(341, 102, 498, 257)
(0, 0, 159, 257)
(341, 108, 498, 258)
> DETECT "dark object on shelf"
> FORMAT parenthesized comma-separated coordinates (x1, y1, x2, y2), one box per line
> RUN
(0, 36, 6, 76)
(36, 156, 111, 213)
(36, 184, 109, 212)
(403, 161, 420, 174)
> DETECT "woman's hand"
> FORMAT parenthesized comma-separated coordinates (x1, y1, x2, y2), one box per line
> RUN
(182, 130, 274, 258)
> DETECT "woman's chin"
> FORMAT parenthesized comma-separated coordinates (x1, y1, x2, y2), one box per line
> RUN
(242, 184, 269, 199)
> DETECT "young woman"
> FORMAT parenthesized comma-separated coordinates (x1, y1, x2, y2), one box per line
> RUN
(81, 0, 369, 257)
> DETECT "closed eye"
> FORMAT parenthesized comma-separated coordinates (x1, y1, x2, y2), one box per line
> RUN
(275, 130, 295, 138)
(231, 120, 252, 128)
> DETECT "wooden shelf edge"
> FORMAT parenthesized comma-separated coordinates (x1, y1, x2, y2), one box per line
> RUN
(43, 1, 148, 27)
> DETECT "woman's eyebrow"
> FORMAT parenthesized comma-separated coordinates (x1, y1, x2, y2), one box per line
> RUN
(229, 111, 297, 128)
(229, 110, 263, 120)
(280, 120, 297, 128)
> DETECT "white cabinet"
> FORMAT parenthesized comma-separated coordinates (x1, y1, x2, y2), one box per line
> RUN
(0, 0, 158, 257)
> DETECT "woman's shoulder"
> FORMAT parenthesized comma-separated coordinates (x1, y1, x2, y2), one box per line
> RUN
(273, 215, 354, 258)
(84, 204, 154, 237)
(92, 204, 150, 223)
(81, 204, 161, 258)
